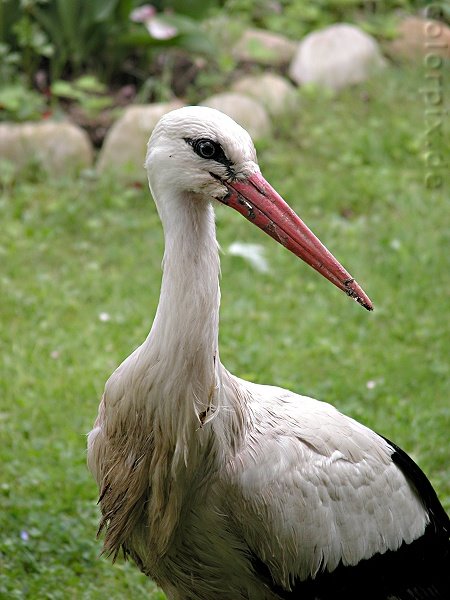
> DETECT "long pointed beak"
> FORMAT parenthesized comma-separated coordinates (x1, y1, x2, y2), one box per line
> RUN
(218, 172, 373, 311)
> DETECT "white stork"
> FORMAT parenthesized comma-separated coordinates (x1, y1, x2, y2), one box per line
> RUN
(88, 106, 449, 600)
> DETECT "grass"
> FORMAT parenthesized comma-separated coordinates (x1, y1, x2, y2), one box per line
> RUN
(0, 66, 449, 598)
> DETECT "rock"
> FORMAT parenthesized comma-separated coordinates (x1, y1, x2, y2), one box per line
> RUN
(200, 93, 271, 140)
(231, 73, 297, 117)
(234, 28, 297, 68)
(289, 24, 386, 91)
(97, 101, 184, 178)
(0, 120, 93, 176)
(386, 17, 450, 62)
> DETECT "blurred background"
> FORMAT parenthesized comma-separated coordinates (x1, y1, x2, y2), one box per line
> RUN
(1, 1, 449, 598)
(1, 0, 449, 151)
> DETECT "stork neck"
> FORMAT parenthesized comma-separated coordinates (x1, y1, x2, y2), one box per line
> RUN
(149, 192, 221, 383)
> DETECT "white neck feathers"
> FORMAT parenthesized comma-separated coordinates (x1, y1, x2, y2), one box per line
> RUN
(100, 191, 223, 556)
(149, 191, 221, 387)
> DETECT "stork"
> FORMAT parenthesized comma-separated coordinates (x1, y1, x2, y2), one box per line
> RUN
(88, 106, 449, 600)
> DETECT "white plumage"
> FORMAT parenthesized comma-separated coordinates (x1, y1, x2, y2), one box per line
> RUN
(88, 106, 449, 600)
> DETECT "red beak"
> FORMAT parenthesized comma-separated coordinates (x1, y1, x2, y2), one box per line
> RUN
(219, 172, 373, 311)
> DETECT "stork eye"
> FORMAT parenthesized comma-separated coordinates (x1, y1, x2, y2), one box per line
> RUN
(197, 140, 217, 159)
(185, 137, 228, 162)
(184, 136, 234, 174)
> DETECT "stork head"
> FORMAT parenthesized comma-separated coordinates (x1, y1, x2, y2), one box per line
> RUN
(146, 106, 258, 200)
(146, 106, 373, 311)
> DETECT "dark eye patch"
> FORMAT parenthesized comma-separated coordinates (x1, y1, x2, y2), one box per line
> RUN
(184, 137, 233, 171)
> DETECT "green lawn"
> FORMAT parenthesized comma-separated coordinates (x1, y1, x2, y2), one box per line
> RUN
(1, 66, 448, 598)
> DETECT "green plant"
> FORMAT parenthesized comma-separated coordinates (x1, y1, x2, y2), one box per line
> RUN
(1, 0, 220, 86)
(28, 0, 139, 81)
(0, 1, 140, 83)
(12, 5, 54, 78)
(0, 42, 21, 85)
(0, 1, 54, 85)
(0, 0, 221, 116)
(0, 81, 46, 121)
(221, 0, 439, 40)
(123, 9, 216, 53)
(118, 4, 221, 100)
(51, 75, 114, 117)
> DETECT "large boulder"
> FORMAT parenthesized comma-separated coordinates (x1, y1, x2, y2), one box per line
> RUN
(234, 28, 297, 68)
(0, 121, 93, 176)
(97, 101, 184, 178)
(386, 17, 450, 62)
(289, 24, 386, 91)
(231, 73, 297, 117)
(200, 93, 271, 140)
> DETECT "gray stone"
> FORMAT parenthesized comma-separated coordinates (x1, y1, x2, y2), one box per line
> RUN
(0, 121, 93, 176)
(200, 93, 271, 140)
(234, 28, 297, 67)
(97, 101, 184, 178)
(231, 73, 297, 117)
(289, 24, 386, 91)
(386, 17, 450, 62)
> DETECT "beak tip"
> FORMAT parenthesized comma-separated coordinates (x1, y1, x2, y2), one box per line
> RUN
(344, 279, 373, 311)
(361, 299, 374, 312)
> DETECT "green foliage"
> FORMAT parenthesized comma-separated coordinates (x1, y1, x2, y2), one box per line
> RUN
(0, 0, 220, 120)
(0, 0, 221, 122)
(51, 75, 114, 117)
(0, 1, 53, 82)
(2, 0, 447, 123)
(26, 0, 144, 80)
(119, 11, 216, 58)
(12, 6, 52, 55)
(0, 0, 218, 86)
(222, 0, 433, 39)
(152, 0, 220, 18)
(0, 67, 449, 596)
(0, 42, 21, 84)
(0, 81, 46, 121)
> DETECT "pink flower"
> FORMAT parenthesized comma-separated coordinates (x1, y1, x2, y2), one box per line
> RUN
(130, 4, 178, 40)
(130, 5, 156, 23)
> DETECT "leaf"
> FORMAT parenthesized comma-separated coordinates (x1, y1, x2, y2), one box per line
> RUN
(159, 13, 203, 36)
(117, 30, 163, 47)
(0, 84, 45, 121)
(75, 75, 106, 94)
(83, 96, 114, 116)
(92, 0, 121, 23)
(170, 0, 218, 19)
(51, 80, 82, 100)
(177, 32, 216, 56)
